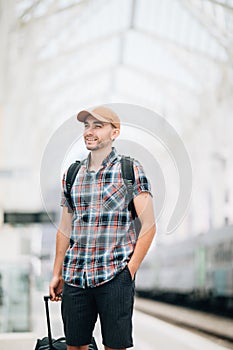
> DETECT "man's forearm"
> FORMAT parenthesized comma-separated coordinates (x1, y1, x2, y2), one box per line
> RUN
(128, 223, 156, 275)
(50, 207, 72, 300)
(50, 229, 70, 300)
(52, 229, 70, 277)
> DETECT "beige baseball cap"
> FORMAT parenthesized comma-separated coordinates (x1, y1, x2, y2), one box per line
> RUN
(77, 106, 120, 129)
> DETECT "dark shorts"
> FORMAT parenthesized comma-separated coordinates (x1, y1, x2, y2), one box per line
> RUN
(61, 265, 135, 348)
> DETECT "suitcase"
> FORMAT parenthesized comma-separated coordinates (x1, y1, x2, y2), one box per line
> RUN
(35, 296, 98, 350)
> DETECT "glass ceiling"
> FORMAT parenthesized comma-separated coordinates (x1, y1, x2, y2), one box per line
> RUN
(1, 0, 232, 157)
(1, 0, 229, 141)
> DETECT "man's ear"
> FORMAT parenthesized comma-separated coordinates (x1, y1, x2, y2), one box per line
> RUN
(111, 128, 120, 140)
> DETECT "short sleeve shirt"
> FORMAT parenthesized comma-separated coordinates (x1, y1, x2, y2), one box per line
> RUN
(60, 147, 152, 288)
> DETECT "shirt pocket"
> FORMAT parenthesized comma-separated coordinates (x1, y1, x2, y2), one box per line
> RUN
(102, 183, 126, 211)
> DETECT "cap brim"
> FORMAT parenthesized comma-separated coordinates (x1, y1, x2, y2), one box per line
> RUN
(77, 110, 91, 122)
(77, 110, 113, 124)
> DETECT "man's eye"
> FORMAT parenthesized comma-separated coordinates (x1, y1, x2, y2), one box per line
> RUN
(95, 124, 102, 128)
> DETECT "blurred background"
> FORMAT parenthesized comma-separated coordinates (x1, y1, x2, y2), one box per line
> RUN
(0, 0, 233, 346)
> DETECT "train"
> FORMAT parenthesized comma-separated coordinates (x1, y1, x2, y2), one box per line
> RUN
(136, 225, 233, 311)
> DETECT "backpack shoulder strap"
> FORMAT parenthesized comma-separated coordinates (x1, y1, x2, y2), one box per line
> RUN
(121, 156, 137, 219)
(64, 160, 81, 211)
(121, 156, 134, 195)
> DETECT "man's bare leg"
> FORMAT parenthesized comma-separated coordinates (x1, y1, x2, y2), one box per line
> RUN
(67, 345, 88, 350)
(104, 347, 126, 350)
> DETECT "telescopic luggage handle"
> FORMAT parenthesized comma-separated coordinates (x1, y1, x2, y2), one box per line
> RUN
(44, 295, 53, 349)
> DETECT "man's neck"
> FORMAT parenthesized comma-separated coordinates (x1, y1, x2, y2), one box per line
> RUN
(89, 146, 112, 172)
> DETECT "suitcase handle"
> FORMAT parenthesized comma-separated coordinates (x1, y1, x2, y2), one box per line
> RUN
(43, 295, 53, 349)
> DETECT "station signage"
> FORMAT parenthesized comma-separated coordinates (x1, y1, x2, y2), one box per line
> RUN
(3, 211, 56, 225)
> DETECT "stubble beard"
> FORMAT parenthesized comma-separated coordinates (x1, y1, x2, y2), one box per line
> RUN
(85, 138, 112, 151)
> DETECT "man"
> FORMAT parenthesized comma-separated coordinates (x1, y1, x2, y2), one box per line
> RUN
(49, 106, 156, 350)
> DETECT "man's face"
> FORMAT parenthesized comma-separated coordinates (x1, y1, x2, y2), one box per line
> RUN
(83, 115, 119, 151)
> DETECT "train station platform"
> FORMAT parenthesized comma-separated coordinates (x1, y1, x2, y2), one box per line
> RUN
(135, 297, 233, 342)
(0, 332, 36, 350)
(132, 310, 232, 350)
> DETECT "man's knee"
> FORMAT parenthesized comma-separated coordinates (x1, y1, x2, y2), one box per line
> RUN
(67, 345, 89, 350)
(104, 347, 126, 350)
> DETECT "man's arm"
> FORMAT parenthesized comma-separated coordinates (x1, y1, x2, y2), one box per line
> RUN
(128, 192, 156, 279)
(49, 207, 72, 301)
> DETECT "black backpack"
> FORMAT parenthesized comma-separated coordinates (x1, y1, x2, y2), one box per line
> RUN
(64, 156, 139, 226)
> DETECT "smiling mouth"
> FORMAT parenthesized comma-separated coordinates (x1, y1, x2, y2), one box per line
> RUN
(85, 138, 98, 142)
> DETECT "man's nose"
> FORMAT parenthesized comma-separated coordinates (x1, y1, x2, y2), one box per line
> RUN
(84, 126, 94, 135)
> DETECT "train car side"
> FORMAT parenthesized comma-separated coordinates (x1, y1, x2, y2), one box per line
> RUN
(136, 226, 233, 308)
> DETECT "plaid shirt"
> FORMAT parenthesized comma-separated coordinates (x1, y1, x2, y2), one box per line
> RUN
(60, 147, 151, 288)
